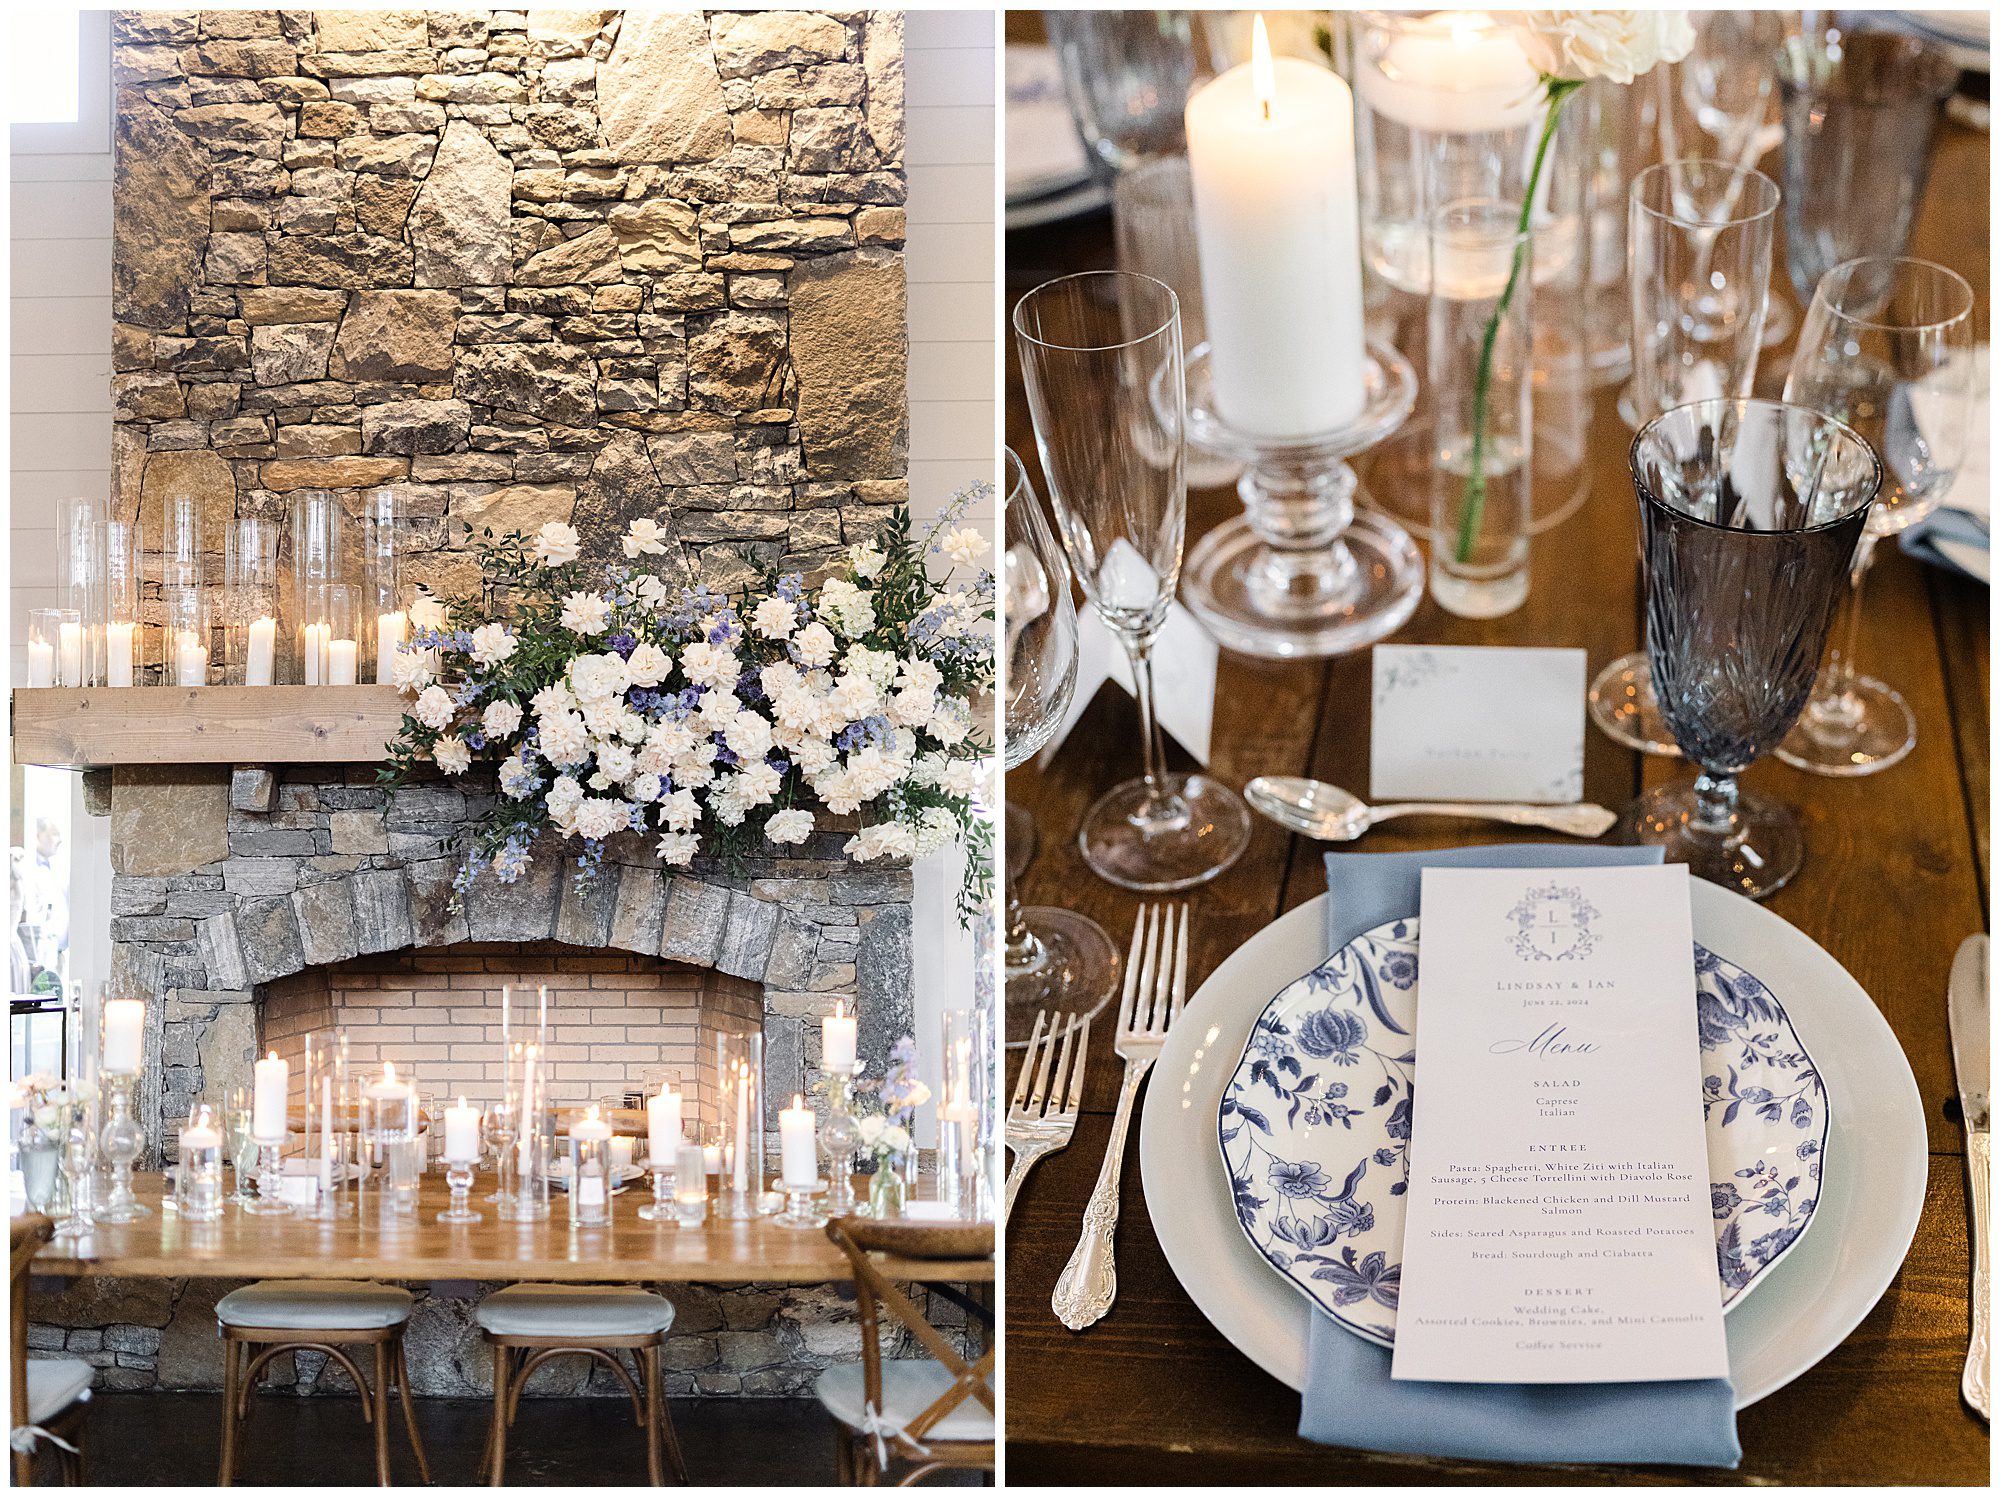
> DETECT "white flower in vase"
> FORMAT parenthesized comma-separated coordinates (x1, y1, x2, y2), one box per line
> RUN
(856, 1114, 886, 1148)
(1499, 9, 1695, 85)
(534, 521, 581, 566)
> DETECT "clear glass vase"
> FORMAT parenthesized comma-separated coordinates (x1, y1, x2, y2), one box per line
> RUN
(868, 1156, 907, 1218)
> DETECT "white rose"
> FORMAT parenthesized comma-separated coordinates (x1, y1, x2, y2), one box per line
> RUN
(629, 771, 663, 803)
(634, 574, 668, 611)
(483, 700, 523, 740)
(547, 774, 585, 817)
(534, 520, 580, 566)
(433, 736, 472, 775)
(469, 623, 517, 666)
(848, 542, 886, 580)
(538, 710, 589, 767)
(560, 591, 612, 636)
(392, 646, 439, 693)
(596, 742, 636, 783)
(409, 591, 448, 632)
(627, 641, 671, 688)
(752, 595, 799, 640)
(1499, 9, 1694, 85)
(623, 517, 669, 558)
(792, 621, 837, 668)
(724, 711, 774, 761)
(531, 681, 577, 719)
(856, 1114, 886, 1147)
(658, 788, 700, 832)
(413, 684, 455, 731)
(765, 808, 813, 845)
(941, 525, 990, 570)
(681, 640, 740, 689)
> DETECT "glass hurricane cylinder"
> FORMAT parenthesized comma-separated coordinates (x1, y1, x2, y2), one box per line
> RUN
(360, 486, 404, 684)
(166, 586, 210, 687)
(175, 1105, 225, 1222)
(567, 1124, 613, 1228)
(368, 1072, 419, 1217)
(1427, 198, 1532, 618)
(935, 1009, 984, 1218)
(673, 1142, 708, 1228)
(58, 495, 107, 687)
(104, 520, 141, 687)
(25, 609, 79, 688)
(223, 517, 282, 686)
(299, 581, 360, 687)
(717, 1031, 765, 1220)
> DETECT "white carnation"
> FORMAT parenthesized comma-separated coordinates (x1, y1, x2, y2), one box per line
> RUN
(560, 591, 612, 636)
(629, 771, 662, 803)
(433, 736, 472, 775)
(1500, 9, 1694, 84)
(941, 525, 990, 570)
(469, 623, 517, 666)
(531, 681, 577, 719)
(483, 700, 523, 740)
(752, 596, 799, 640)
(765, 808, 813, 845)
(574, 796, 630, 841)
(627, 641, 671, 688)
(596, 742, 636, 783)
(792, 621, 836, 668)
(817, 577, 877, 640)
(413, 684, 455, 731)
(848, 542, 886, 579)
(569, 651, 631, 704)
(724, 711, 774, 761)
(846, 821, 917, 861)
(681, 640, 740, 689)
(658, 789, 700, 832)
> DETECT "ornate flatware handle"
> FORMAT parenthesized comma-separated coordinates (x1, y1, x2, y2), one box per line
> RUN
(1376, 801, 1615, 837)
(1966, 1129, 1990, 1419)
(1051, 1060, 1150, 1331)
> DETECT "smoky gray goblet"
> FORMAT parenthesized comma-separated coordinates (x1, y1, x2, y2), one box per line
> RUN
(1620, 398, 1881, 899)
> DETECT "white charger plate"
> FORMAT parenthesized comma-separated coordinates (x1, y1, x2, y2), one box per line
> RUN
(1138, 881, 1927, 1409)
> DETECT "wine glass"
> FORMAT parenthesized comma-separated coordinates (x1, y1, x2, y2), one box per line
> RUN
(1044, 10, 1198, 176)
(1012, 270, 1251, 891)
(1002, 448, 1121, 1047)
(1593, 159, 1779, 757)
(1776, 257, 1976, 775)
(1619, 399, 1880, 898)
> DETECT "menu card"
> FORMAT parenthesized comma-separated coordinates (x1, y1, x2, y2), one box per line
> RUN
(1390, 864, 1729, 1385)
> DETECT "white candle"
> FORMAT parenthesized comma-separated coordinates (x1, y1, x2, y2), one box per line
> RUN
(58, 622, 83, 686)
(444, 1095, 482, 1163)
(252, 1050, 289, 1142)
(1355, 12, 1540, 134)
(366, 1059, 412, 1103)
(375, 610, 407, 683)
(703, 1143, 723, 1176)
(182, 1118, 222, 1150)
(102, 998, 144, 1074)
(823, 1001, 857, 1074)
(571, 1104, 613, 1207)
(326, 637, 358, 686)
(245, 615, 277, 687)
(609, 1135, 635, 1174)
(732, 1062, 750, 1193)
(27, 639, 54, 688)
(175, 630, 208, 687)
(1186, 16, 1367, 437)
(107, 621, 136, 687)
(647, 1085, 684, 1164)
(302, 622, 329, 685)
(778, 1093, 817, 1188)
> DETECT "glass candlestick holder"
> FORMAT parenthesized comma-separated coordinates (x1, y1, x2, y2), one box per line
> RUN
(673, 1143, 708, 1229)
(438, 1161, 481, 1224)
(244, 1135, 291, 1216)
(485, 1095, 517, 1208)
(774, 1178, 828, 1230)
(97, 1072, 149, 1222)
(638, 1153, 677, 1222)
(821, 1071, 860, 1219)
(175, 1105, 225, 1223)
(1181, 340, 1421, 659)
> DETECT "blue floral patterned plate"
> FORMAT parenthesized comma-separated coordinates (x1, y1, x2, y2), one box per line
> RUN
(1218, 917, 1829, 1348)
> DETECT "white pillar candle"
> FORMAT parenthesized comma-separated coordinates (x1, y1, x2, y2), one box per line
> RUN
(302, 622, 329, 685)
(106, 621, 136, 687)
(102, 998, 144, 1074)
(27, 640, 54, 688)
(326, 637, 358, 686)
(1355, 12, 1541, 133)
(252, 1050, 289, 1142)
(444, 1095, 482, 1163)
(822, 1000, 857, 1074)
(245, 615, 277, 687)
(778, 1094, 817, 1188)
(702, 1143, 723, 1176)
(175, 631, 208, 687)
(647, 1085, 684, 1164)
(58, 622, 83, 686)
(375, 610, 406, 683)
(609, 1135, 635, 1174)
(1186, 16, 1368, 437)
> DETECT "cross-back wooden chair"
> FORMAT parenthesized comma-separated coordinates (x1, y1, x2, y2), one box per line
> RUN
(819, 1217, 995, 1486)
(10, 1214, 90, 1486)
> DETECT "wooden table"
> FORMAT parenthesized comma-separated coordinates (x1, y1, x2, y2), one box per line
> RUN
(30, 1176, 994, 1287)
(1003, 113, 1990, 1483)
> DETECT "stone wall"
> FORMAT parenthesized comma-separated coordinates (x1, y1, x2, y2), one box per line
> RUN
(110, 8, 909, 627)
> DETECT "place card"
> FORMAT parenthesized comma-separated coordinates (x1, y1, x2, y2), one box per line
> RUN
(1370, 645, 1584, 803)
(1390, 864, 1728, 1385)
(1040, 601, 1218, 767)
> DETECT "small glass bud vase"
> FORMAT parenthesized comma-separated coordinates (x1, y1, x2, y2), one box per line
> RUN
(25, 609, 82, 689)
(673, 1143, 708, 1229)
(360, 487, 404, 684)
(567, 1124, 613, 1229)
(223, 517, 282, 686)
(105, 520, 141, 687)
(716, 1032, 765, 1220)
(176, 1105, 225, 1223)
(1427, 197, 1533, 619)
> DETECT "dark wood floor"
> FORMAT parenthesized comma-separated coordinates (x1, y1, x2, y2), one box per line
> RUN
(45, 1391, 985, 1486)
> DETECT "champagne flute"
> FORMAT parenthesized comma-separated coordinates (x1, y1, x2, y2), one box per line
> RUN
(1002, 448, 1121, 1047)
(1777, 256, 1975, 774)
(1013, 270, 1251, 891)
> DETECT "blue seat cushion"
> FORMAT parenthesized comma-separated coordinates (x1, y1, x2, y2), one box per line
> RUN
(215, 1280, 412, 1330)
(815, 1360, 994, 1445)
(475, 1284, 675, 1338)
(24, 1358, 93, 1425)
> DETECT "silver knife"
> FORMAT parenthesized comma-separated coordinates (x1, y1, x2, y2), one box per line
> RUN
(1950, 933, 1989, 1420)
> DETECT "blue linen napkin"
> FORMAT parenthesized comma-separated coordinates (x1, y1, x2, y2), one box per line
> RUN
(1297, 843, 1743, 1468)
(1902, 507, 1990, 584)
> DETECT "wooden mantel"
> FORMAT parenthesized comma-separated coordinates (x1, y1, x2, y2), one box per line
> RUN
(10, 684, 408, 767)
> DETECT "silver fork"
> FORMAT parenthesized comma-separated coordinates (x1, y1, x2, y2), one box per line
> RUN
(1003, 1009, 1088, 1226)
(1051, 902, 1187, 1330)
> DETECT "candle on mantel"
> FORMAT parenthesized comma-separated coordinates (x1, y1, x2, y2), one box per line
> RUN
(778, 1093, 817, 1188)
(647, 1083, 683, 1165)
(326, 637, 359, 686)
(375, 609, 407, 683)
(102, 998, 144, 1074)
(823, 1000, 857, 1074)
(175, 630, 208, 687)
(1185, 14, 1367, 437)
(106, 621, 136, 687)
(444, 1095, 482, 1163)
(1354, 11, 1540, 134)
(302, 622, 330, 685)
(27, 638, 54, 688)
(245, 615, 277, 687)
(58, 622, 83, 686)
(252, 1050, 289, 1143)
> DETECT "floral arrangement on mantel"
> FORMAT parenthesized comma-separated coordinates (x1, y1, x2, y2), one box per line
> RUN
(381, 489, 996, 921)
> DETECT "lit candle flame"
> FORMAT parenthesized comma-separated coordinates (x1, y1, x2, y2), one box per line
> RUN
(1251, 13, 1274, 123)
(585, 1103, 599, 1121)
(382, 1060, 396, 1083)
(793, 1093, 804, 1110)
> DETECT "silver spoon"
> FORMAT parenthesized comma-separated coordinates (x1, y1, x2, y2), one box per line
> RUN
(1245, 776, 1618, 843)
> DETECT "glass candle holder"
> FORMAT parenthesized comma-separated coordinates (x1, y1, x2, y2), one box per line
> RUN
(502, 1042, 551, 1222)
(166, 586, 210, 686)
(936, 1009, 983, 1218)
(290, 487, 345, 591)
(360, 487, 404, 684)
(567, 1106, 614, 1228)
(367, 1064, 419, 1216)
(25, 609, 80, 688)
(176, 1104, 225, 1222)
(674, 1142, 709, 1229)
(58, 495, 107, 687)
(104, 520, 141, 687)
(716, 1031, 765, 1220)
(97, 1071, 149, 1223)
(223, 517, 282, 686)
(300, 581, 360, 686)
(1427, 197, 1533, 619)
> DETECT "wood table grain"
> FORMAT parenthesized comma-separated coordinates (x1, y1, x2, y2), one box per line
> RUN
(1002, 115, 1990, 1485)
(29, 1175, 993, 1286)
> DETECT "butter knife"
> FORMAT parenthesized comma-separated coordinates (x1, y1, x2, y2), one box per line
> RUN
(1950, 933, 1989, 1420)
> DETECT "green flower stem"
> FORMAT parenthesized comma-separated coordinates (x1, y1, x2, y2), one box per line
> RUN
(1453, 77, 1581, 565)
